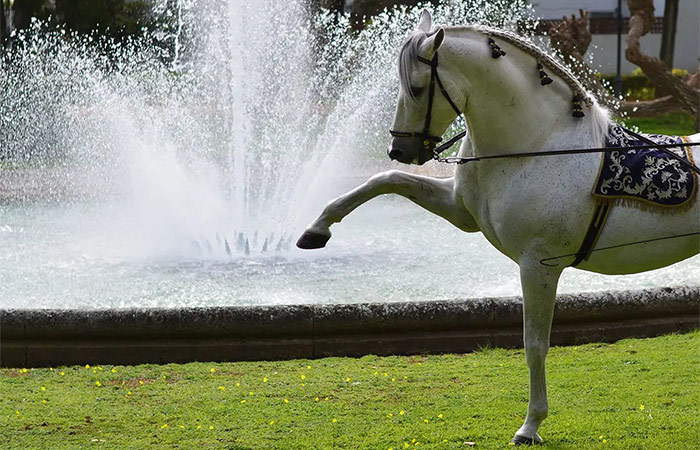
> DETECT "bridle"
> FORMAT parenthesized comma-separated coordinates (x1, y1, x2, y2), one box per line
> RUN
(388, 52, 466, 155)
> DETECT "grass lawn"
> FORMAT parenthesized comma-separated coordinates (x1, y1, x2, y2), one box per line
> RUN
(624, 112, 697, 136)
(1, 331, 698, 449)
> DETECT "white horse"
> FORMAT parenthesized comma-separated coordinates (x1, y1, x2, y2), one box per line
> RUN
(297, 10, 700, 445)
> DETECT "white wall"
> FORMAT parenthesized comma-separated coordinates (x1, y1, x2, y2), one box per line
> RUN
(531, 0, 699, 74)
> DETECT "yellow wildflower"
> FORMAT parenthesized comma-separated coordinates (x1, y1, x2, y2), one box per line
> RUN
(218, 386, 226, 391)
(210, 368, 216, 373)
(209, 426, 214, 430)
(315, 397, 319, 402)
(263, 377, 268, 383)
(95, 381, 101, 387)
(399, 410, 405, 415)
(60, 372, 65, 376)
(301, 374, 306, 380)
(639, 405, 645, 411)
(111, 368, 116, 373)
(269, 420, 275, 425)
(40, 386, 46, 391)
(161, 424, 168, 429)
(346, 377, 351, 382)
(284, 398, 289, 403)
(85, 364, 90, 369)
(424, 419, 429, 423)
(438, 414, 443, 419)
(332, 418, 337, 423)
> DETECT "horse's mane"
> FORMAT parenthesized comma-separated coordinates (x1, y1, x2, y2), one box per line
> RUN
(398, 25, 610, 145)
(398, 32, 429, 103)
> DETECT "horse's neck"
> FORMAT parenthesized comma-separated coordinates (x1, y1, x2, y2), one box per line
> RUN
(443, 28, 604, 155)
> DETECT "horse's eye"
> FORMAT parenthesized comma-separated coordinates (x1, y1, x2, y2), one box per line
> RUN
(409, 86, 424, 97)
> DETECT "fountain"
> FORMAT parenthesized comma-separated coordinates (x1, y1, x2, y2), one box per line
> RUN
(0, 0, 698, 311)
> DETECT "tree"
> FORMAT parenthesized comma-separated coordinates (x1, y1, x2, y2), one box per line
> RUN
(625, 0, 698, 128)
(548, 1, 699, 131)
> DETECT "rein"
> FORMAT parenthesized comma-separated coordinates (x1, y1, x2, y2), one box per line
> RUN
(434, 140, 700, 174)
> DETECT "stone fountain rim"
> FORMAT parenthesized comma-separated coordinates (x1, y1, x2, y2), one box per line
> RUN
(1, 285, 698, 368)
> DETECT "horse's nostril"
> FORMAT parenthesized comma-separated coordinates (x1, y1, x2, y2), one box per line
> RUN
(388, 149, 404, 161)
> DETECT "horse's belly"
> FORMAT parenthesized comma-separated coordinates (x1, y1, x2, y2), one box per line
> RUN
(575, 204, 700, 275)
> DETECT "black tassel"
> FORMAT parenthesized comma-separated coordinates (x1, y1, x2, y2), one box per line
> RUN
(488, 37, 506, 58)
(572, 94, 585, 118)
(537, 62, 553, 86)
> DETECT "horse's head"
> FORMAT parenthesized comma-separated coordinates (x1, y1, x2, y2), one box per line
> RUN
(388, 10, 463, 165)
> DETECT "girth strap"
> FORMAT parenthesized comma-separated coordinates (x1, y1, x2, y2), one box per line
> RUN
(571, 202, 611, 267)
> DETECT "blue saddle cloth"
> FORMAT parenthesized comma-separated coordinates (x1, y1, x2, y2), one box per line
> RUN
(593, 126, 697, 208)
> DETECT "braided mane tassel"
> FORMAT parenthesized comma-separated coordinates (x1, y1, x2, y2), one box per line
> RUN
(488, 37, 506, 58)
(572, 94, 585, 118)
(537, 62, 553, 86)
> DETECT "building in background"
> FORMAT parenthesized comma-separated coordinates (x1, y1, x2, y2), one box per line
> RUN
(530, 0, 699, 74)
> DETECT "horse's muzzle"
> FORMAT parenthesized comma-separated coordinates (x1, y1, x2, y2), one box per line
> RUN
(387, 141, 433, 165)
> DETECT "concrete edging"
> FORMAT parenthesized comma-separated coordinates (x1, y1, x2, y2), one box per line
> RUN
(1, 285, 698, 367)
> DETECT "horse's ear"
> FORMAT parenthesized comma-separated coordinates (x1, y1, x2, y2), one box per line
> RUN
(418, 27, 445, 59)
(416, 9, 432, 32)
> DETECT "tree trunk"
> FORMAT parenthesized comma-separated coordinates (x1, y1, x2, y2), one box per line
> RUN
(620, 95, 685, 117)
(659, 0, 678, 68)
(0, 3, 6, 49)
(626, 0, 699, 129)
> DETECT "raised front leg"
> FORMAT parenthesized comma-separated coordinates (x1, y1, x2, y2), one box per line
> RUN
(297, 170, 475, 249)
(511, 259, 563, 445)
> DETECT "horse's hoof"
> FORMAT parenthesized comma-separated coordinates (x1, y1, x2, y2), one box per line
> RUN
(510, 434, 543, 446)
(296, 231, 331, 249)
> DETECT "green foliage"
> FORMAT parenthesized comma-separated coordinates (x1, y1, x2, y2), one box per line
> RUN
(1, 331, 698, 449)
(601, 69, 690, 101)
(55, 0, 153, 37)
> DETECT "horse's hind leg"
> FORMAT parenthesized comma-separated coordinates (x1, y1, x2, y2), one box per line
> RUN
(511, 258, 563, 445)
(297, 170, 471, 249)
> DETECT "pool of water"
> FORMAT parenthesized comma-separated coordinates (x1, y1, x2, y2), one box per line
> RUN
(1, 194, 698, 309)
